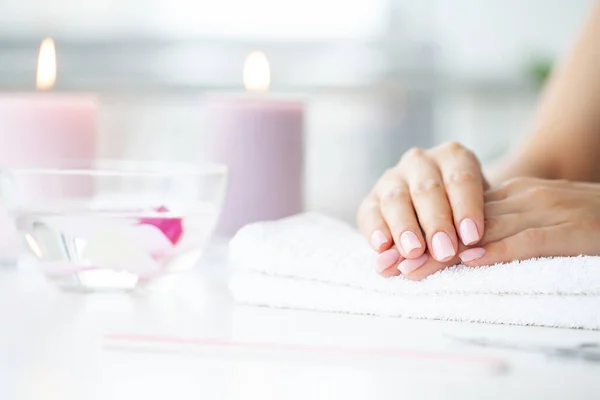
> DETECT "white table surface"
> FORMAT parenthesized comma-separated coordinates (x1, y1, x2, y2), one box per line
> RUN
(2, 245, 600, 400)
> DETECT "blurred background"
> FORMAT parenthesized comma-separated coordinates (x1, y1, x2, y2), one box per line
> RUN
(0, 0, 594, 223)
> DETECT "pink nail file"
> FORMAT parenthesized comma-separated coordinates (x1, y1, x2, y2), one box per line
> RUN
(103, 333, 509, 375)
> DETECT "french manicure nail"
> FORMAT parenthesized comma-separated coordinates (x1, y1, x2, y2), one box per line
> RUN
(398, 254, 428, 275)
(459, 247, 486, 263)
(375, 248, 400, 273)
(400, 231, 422, 255)
(431, 232, 456, 262)
(371, 230, 388, 250)
(459, 218, 480, 246)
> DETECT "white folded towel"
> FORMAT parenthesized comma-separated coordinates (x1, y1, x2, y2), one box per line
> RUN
(228, 213, 600, 330)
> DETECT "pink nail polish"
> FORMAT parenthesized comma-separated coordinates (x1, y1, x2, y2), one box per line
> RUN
(371, 230, 388, 250)
(375, 248, 400, 273)
(398, 254, 428, 275)
(459, 218, 479, 246)
(400, 231, 422, 255)
(459, 247, 486, 263)
(431, 232, 455, 262)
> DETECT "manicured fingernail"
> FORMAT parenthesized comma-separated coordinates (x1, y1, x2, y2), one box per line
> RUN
(459, 247, 486, 263)
(459, 218, 479, 246)
(398, 253, 428, 275)
(371, 230, 388, 250)
(431, 232, 455, 262)
(400, 231, 422, 255)
(375, 248, 400, 272)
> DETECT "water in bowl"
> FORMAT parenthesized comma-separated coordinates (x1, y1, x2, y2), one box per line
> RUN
(12, 202, 220, 291)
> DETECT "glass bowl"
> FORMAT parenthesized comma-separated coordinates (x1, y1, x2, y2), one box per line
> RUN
(0, 160, 228, 292)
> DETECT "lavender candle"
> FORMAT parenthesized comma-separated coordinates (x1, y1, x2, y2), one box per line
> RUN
(207, 52, 305, 236)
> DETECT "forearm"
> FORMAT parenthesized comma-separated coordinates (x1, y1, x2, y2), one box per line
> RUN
(486, 134, 600, 186)
(484, 150, 555, 187)
(489, 1, 600, 186)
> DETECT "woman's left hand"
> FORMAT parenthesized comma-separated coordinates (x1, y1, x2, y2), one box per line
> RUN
(459, 177, 600, 267)
(399, 177, 600, 280)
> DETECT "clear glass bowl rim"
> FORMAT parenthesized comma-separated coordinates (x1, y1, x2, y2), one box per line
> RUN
(0, 159, 228, 178)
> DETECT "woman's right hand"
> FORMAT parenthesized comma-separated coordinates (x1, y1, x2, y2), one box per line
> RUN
(357, 142, 489, 279)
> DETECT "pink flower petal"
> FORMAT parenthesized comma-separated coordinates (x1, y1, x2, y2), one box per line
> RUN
(139, 206, 183, 245)
(122, 224, 174, 259)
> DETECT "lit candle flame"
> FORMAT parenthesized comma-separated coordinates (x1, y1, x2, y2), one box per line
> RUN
(36, 37, 57, 90)
(243, 51, 270, 92)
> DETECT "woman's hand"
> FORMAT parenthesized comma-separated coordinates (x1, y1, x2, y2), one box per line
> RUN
(357, 142, 489, 276)
(395, 177, 600, 281)
(459, 177, 600, 266)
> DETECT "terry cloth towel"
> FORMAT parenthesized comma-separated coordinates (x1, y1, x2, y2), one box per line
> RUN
(228, 213, 600, 330)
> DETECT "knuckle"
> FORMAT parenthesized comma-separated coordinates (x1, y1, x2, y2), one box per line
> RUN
(447, 170, 478, 185)
(526, 186, 550, 197)
(412, 178, 444, 197)
(502, 176, 530, 191)
(524, 186, 554, 205)
(502, 177, 523, 188)
(381, 186, 411, 203)
(444, 141, 464, 152)
(442, 141, 469, 156)
(357, 197, 378, 219)
(432, 213, 453, 227)
(521, 228, 545, 247)
(403, 147, 425, 161)
(484, 217, 501, 232)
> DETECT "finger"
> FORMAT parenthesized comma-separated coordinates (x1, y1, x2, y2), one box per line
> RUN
(460, 224, 586, 267)
(480, 212, 547, 244)
(374, 247, 404, 277)
(357, 195, 393, 252)
(484, 188, 561, 217)
(484, 177, 556, 202)
(484, 198, 525, 217)
(401, 150, 457, 262)
(435, 144, 485, 246)
(380, 267, 402, 278)
(484, 178, 531, 202)
(377, 179, 426, 258)
(399, 253, 461, 281)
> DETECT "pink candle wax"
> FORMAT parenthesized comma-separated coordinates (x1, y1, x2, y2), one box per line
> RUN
(0, 94, 97, 167)
(207, 95, 304, 236)
(0, 93, 98, 260)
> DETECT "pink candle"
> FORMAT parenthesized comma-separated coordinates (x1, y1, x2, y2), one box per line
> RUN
(0, 94, 97, 168)
(206, 52, 305, 236)
(0, 38, 97, 261)
(0, 93, 98, 203)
